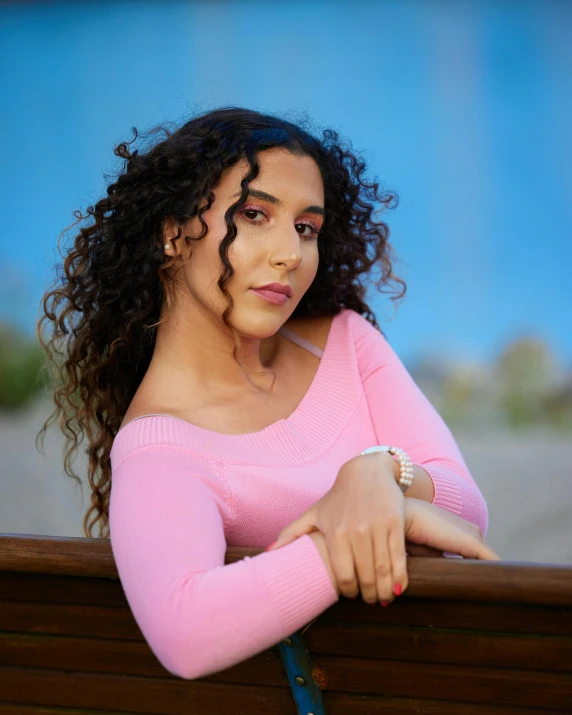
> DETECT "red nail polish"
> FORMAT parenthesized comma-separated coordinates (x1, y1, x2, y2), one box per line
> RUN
(394, 583, 402, 596)
(381, 600, 389, 607)
(265, 541, 277, 552)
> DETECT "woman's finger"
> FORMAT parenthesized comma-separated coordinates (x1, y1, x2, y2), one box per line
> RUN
(372, 526, 393, 603)
(453, 533, 501, 561)
(387, 518, 408, 594)
(433, 518, 501, 561)
(351, 526, 377, 604)
(328, 530, 360, 599)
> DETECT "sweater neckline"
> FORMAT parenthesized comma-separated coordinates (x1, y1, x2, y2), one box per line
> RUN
(111, 308, 360, 465)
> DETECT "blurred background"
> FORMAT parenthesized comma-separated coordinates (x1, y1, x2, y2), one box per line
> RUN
(0, 0, 570, 562)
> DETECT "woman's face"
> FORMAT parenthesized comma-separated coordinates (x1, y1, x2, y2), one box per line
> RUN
(164, 147, 325, 338)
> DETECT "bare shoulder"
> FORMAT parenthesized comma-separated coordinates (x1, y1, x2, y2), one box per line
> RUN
(283, 314, 335, 351)
(119, 378, 188, 432)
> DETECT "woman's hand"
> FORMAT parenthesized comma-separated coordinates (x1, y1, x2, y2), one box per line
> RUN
(267, 452, 406, 604)
(403, 497, 500, 560)
(306, 499, 500, 601)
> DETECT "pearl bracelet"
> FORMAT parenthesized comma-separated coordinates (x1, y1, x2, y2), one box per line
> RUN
(359, 445, 414, 494)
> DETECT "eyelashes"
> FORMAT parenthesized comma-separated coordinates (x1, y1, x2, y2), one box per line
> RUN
(238, 205, 321, 241)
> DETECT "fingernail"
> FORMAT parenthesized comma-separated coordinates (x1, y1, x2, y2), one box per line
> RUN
(265, 541, 277, 552)
(393, 583, 402, 596)
(381, 600, 389, 607)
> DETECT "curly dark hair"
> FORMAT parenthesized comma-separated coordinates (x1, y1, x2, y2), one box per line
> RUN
(37, 106, 406, 539)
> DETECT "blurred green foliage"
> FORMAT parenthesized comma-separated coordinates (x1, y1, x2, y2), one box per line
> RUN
(493, 337, 572, 430)
(411, 335, 572, 433)
(0, 324, 47, 409)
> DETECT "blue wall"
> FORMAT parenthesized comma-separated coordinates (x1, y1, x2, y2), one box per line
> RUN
(1, 0, 570, 367)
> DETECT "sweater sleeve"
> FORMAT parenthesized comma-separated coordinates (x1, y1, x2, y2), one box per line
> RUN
(109, 445, 338, 680)
(350, 311, 489, 536)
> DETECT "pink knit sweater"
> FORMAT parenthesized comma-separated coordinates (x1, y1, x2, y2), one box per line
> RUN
(109, 308, 488, 680)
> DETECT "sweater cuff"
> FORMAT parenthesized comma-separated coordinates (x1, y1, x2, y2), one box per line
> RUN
(262, 534, 339, 636)
(426, 468, 463, 516)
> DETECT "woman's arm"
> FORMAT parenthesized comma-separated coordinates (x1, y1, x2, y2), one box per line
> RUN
(109, 446, 338, 681)
(351, 312, 489, 536)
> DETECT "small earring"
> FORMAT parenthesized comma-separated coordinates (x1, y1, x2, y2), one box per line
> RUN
(164, 243, 171, 250)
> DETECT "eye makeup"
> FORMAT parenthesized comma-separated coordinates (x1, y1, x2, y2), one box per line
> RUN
(238, 203, 322, 241)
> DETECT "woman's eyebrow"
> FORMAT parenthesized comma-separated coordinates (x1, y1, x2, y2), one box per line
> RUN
(231, 189, 325, 217)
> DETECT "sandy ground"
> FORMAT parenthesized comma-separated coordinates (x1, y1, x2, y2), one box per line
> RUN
(1, 399, 571, 565)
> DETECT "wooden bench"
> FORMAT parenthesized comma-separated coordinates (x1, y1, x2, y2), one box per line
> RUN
(1, 533, 571, 714)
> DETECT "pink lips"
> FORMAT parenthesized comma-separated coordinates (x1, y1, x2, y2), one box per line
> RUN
(251, 288, 290, 305)
(254, 282, 293, 297)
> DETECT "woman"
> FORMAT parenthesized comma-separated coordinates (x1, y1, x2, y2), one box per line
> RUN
(38, 106, 499, 681)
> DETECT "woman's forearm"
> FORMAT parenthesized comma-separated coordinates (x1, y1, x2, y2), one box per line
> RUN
(387, 455, 488, 536)
(382, 453, 436, 502)
(406, 465, 436, 502)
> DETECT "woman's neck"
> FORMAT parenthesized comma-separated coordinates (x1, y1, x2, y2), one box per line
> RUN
(150, 302, 283, 397)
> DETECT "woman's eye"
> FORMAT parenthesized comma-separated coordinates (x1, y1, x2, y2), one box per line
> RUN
(241, 209, 265, 222)
(296, 222, 321, 239)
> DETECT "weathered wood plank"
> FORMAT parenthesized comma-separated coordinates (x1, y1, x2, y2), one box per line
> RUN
(0, 707, 152, 715)
(321, 596, 572, 636)
(3, 574, 572, 637)
(0, 667, 293, 715)
(2, 622, 571, 676)
(314, 654, 572, 710)
(2, 534, 572, 606)
(0, 633, 285, 684)
(0, 602, 142, 640)
(0, 694, 570, 715)
(0, 572, 126, 608)
(1, 660, 571, 712)
(304, 621, 572, 671)
(323, 692, 572, 714)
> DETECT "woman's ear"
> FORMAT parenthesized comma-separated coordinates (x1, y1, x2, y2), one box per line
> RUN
(162, 217, 179, 256)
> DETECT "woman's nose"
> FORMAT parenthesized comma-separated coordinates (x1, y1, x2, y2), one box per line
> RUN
(269, 227, 303, 268)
